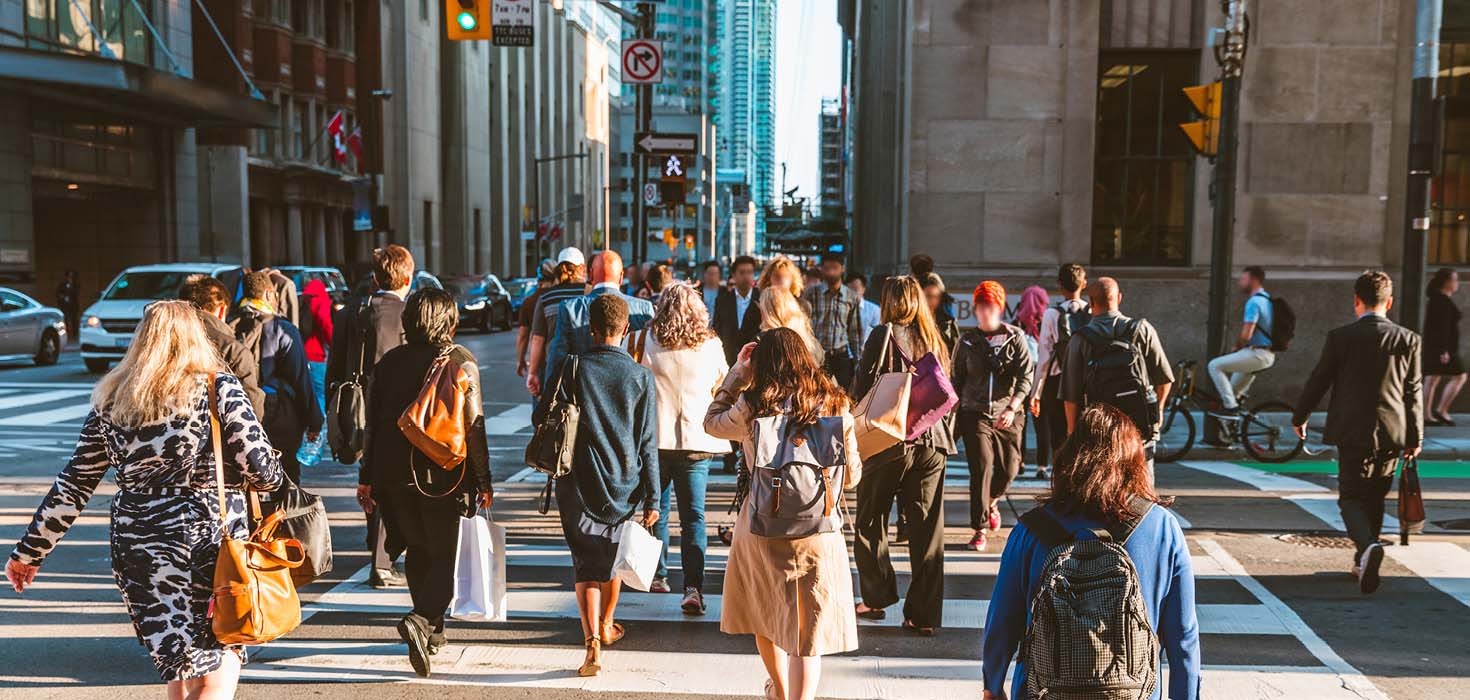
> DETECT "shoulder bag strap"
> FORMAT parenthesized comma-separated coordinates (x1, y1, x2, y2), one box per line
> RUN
(207, 373, 231, 536)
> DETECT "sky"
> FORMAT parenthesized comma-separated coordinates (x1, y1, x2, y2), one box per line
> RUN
(773, 0, 842, 208)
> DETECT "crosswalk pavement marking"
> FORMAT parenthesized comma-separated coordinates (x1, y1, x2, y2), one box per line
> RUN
(1383, 541, 1470, 610)
(1286, 492, 1400, 533)
(1176, 460, 1329, 493)
(1197, 539, 1388, 700)
(485, 404, 532, 436)
(0, 389, 91, 413)
(0, 401, 95, 427)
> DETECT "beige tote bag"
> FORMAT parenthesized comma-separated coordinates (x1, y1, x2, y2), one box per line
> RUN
(852, 326, 911, 460)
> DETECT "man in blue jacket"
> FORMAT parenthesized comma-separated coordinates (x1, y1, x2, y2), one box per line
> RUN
(531, 250, 654, 395)
(233, 271, 323, 489)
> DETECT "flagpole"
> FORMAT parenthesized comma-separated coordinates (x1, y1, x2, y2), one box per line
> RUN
(302, 110, 346, 167)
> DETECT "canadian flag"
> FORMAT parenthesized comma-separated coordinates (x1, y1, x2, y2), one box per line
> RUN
(346, 126, 364, 163)
(326, 110, 347, 164)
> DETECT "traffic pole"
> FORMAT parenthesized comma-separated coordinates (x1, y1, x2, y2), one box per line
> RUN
(633, 2, 656, 265)
(1402, 0, 1442, 333)
(1205, 0, 1248, 358)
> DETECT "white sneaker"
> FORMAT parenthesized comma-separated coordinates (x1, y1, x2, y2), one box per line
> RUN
(649, 577, 671, 594)
(1358, 543, 1385, 594)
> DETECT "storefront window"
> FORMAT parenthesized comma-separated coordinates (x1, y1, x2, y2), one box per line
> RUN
(1091, 50, 1197, 266)
(1432, 33, 1470, 263)
(24, 0, 153, 67)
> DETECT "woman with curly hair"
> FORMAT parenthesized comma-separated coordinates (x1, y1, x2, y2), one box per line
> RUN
(640, 283, 731, 608)
(705, 327, 863, 700)
(758, 287, 822, 362)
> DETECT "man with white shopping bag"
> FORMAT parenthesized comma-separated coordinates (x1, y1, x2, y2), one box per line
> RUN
(536, 294, 661, 678)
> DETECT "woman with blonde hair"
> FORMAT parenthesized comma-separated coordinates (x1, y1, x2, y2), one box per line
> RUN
(7, 300, 282, 699)
(851, 275, 956, 635)
(758, 287, 822, 361)
(705, 327, 863, 700)
(640, 283, 730, 608)
(759, 255, 806, 299)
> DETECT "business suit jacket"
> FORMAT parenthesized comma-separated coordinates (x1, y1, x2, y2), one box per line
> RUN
(1292, 313, 1423, 452)
(325, 292, 407, 389)
(711, 287, 762, 366)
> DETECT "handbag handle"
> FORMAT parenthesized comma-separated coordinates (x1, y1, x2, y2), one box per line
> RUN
(207, 373, 232, 537)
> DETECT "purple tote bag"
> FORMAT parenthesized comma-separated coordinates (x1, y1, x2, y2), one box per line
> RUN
(905, 348, 958, 440)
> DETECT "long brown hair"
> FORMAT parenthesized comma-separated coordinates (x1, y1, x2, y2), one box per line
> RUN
(1040, 404, 1170, 523)
(881, 276, 950, 368)
(743, 327, 847, 427)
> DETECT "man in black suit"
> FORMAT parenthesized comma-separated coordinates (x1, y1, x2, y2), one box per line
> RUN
(329, 244, 413, 589)
(1292, 270, 1423, 595)
(711, 255, 762, 472)
(711, 255, 762, 366)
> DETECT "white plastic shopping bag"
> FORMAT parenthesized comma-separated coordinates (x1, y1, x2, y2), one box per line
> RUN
(611, 520, 661, 592)
(449, 514, 507, 622)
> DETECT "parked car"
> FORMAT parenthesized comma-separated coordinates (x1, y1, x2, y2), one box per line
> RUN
(0, 287, 66, 366)
(506, 277, 539, 316)
(276, 266, 350, 310)
(81, 263, 243, 373)
(443, 274, 514, 332)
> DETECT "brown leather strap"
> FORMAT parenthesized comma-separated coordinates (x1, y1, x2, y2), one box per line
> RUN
(770, 475, 781, 515)
(207, 373, 231, 538)
(821, 467, 834, 517)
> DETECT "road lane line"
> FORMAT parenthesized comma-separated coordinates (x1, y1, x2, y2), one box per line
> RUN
(1176, 460, 1329, 492)
(484, 404, 531, 435)
(0, 402, 96, 426)
(0, 389, 92, 413)
(1383, 541, 1470, 610)
(1286, 492, 1399, 533)
(1197, 538, 1388, 700)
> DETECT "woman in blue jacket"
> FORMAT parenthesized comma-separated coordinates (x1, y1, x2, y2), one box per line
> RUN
(982, 404, 1201, 700)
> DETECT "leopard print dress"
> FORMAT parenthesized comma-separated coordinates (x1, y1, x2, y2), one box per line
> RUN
(10, 373, 282, 681)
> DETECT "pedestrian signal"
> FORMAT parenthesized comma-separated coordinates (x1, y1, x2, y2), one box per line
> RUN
(1179, 82, 1220, 157)
(659, 178, 685, 204)
(446, 0, 490, 41)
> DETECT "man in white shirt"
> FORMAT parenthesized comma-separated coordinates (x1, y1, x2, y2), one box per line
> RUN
(846, 272, 882, 344)
(700, 260, 722, 319)
(1029, 263, 1088, 479)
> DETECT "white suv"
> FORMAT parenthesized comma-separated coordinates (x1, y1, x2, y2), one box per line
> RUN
(81, 263, 243, 373)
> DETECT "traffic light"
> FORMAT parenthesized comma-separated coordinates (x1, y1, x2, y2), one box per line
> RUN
(659, 177, 685, 205)
(1179, 81, 1221, 157)
(446, 0, 490, 41)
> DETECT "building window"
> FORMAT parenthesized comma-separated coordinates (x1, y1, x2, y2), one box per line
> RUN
(293, 100, 310, 160)
(1091, 50, 1197, 266)
(1433, 39, 1470, 263)
(24, 0, 154, 67)
(327, 0, 357, 54)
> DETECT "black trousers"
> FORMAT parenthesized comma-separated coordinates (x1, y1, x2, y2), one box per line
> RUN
(853, 444, 946, 628)
(956, 410, 1025, 531)
(386, 485, 469, 631)
(824, 350, 856, 392)
(1337, 447, 1398, 565)
(1035, 374, 1067, 468)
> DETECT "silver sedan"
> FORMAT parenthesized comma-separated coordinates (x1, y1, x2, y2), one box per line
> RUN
(0, 287, 65, 366)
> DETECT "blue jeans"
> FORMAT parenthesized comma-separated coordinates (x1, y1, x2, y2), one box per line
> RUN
(307, 361, 327, 415)
(653, 452, 711, 590)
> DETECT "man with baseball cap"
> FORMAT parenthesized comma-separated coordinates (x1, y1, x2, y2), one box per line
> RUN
(525, 247, 589, 388)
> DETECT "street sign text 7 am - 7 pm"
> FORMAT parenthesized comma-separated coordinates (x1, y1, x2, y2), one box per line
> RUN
(492, 0, 534, 47)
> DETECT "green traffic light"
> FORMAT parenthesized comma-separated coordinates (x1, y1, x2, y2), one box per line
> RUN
(456, 11, 477, 31)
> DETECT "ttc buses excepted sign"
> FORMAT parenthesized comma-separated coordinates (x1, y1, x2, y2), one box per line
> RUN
(622, 39, 663, 84)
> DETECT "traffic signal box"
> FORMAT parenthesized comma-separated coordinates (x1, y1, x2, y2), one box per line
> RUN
(1180, 81, 1221, 157)
(446, 0, 491, 41)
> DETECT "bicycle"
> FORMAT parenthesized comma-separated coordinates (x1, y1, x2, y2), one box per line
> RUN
(1154, 360, 1307, 464)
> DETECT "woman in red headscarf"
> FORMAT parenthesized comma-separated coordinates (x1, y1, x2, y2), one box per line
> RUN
(951, 282, 1034, 551)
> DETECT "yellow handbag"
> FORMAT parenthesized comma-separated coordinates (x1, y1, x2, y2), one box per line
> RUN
(852, 326, 912, 460)
(206, 374, 305, 645)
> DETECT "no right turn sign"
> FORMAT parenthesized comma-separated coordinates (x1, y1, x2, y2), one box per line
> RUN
(622, 39, 663, 84)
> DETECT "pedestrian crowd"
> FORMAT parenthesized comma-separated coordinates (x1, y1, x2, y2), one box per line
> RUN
(5, 242, 1433, 700)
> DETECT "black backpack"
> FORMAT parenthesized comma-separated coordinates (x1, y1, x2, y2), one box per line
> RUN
(1020, 498, 1160, 700)
(326, 298, 373, 464)
(1052, 300, 1091, 366)
(1079, 318, 1159, 441)
(1254, 291, 1296, 352)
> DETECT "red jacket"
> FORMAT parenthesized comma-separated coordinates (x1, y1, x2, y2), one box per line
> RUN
(302, 279, 335, 362)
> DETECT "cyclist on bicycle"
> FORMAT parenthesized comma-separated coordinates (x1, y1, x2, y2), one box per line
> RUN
(1206, 265, 1274, 420)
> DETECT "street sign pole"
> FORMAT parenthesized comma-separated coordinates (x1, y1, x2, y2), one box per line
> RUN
(1403, 0, 1442, 333)
(1206, 0, 1248, 359)
(633, 2, 656, 264)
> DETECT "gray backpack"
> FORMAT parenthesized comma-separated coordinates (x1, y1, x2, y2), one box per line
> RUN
(1020, 498, 1159, 700)
(746, 414, 848, 538)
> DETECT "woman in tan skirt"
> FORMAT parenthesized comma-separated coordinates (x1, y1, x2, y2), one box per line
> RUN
(704, 327, 863, 700)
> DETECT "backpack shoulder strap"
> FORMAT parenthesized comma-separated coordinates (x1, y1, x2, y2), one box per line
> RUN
(1020, 507, 1075, 549)
(1112, 495, 1156, 544)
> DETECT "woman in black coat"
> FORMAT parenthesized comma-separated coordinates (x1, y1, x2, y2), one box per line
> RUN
(1424, 267, 1466, 426)
(360, 289, 492, 678)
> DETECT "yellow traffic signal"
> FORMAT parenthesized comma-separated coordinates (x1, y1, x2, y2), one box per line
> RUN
(446, 0, 490, 41)
(663, 229, 677, 250)
(1179, 82, 1221, 157)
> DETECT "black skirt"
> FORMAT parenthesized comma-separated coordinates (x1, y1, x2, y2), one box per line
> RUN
(555, 477, 622, 583)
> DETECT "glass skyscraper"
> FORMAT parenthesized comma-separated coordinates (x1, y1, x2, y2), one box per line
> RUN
(715, 0, 776, 250)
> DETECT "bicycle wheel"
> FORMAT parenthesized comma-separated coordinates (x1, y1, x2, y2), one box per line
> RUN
(1154, 403, 1196, 463)
(1241, 400, 1305, 463)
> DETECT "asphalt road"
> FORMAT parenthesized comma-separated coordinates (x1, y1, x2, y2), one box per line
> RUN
(2, 329, 1469, 699)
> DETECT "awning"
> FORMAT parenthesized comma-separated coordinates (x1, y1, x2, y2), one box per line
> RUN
(0, 46, 277, 129)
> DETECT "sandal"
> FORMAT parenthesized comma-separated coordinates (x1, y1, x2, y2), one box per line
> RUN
(855, 603, 886, 620)
(902, 619, 935, 636)
(578, 637, 602, 677)
(601, 621, 626, 647)
(764, 678, 780, 700)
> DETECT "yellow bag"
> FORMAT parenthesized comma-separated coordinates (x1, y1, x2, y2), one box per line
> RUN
(206, 374, 305, 645)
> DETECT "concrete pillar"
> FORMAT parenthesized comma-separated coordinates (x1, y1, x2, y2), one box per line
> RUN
(325, 209, 342, 266)
(200, 145, 251, 264)
(286, 204, 305, 264)
(308, 206, 327, 265)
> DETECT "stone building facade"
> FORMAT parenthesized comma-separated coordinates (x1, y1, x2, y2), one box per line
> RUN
(845, 0, 1432, 403)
